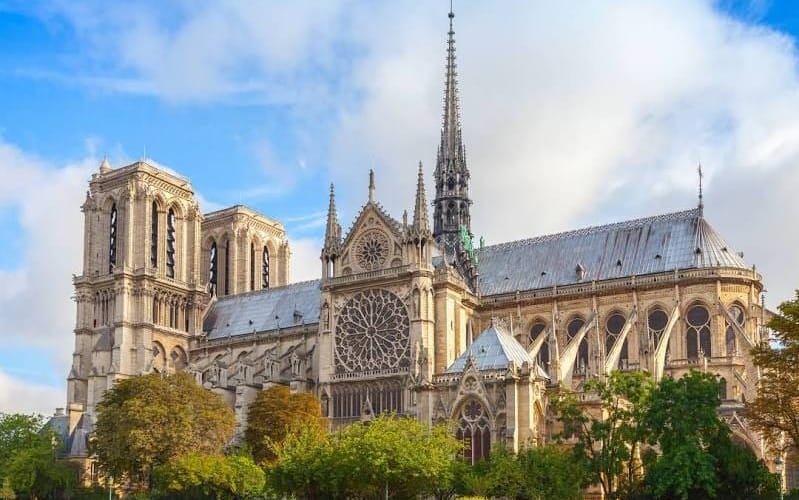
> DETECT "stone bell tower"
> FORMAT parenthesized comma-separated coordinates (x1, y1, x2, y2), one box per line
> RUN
(67, 159, 208, 428)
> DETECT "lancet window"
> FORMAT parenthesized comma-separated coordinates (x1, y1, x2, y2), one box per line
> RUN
(208, 241, 218, 296)
(647, 308, 669, 352)
(456, 399, 491, 465)
(224, 239, 230, 295)
(250, 242, 256, 291)
(262, 246, 270, 289)
(330, 381, 404, 420)
(150, 202, 158, 267)
(567, 317, 589, 375)
(108, 203, 117, 272)
(686, 304, 711, 360)
(166, 209, 176, 278)
(726, 304, 745, 356)
(529, 321, 549, 370)
(605, 312, 628, 370)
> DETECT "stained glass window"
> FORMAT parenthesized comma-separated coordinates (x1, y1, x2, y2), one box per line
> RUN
(567, 317, 589, 374)
(456, 399, 490, 465)
(726, 304, 744, 356)
(686, 304, 711, 360)
(529, 322, 549, 369)
(605, 313, 628, 370)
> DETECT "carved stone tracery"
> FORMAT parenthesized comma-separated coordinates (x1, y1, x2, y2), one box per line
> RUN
(334, 289, 410, 373)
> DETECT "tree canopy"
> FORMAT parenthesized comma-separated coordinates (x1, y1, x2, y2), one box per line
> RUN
(747, 290, 799, 454)
(90, 372, 235, 487)
(268, 414, 460, 500)
(243, 384, 325, 464)
(0, 413, 77, 499)
(151, 453, 265, 500)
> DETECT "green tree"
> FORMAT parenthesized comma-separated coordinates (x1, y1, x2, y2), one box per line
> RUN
(267, 421, 333, 500)
(642, 370, 726, 499)
(553, 370, 654, 498)
(747, 290, 799, 454)
(516, 445, 586, 500)
(709, 431, 779, 500)
(269, 415, 460, 500)
(243, 385, 325, 464)
(151, 453, 265, 500)
(0, 413, 77, 499)
(90, 372, 235, 489)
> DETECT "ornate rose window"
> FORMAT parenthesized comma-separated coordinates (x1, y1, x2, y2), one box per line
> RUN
(355, 230, 390, 271)
(334, 289, 410, 373)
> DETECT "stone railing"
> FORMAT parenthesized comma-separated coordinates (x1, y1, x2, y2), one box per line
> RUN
(327, 265, 412, 286)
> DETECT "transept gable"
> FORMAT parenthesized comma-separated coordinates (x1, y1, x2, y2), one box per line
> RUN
(339, 201, 405, 274)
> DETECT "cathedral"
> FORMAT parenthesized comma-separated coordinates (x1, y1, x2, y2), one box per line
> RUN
(57, 7, 790, 486)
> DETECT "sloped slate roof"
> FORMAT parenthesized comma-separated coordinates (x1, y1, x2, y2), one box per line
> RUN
(476, 208, 747, 296)
(204, 280, 321, 339)
(446, 322, 532, 373)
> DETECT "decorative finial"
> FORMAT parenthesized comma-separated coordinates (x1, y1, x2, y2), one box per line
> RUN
(697, 162, 704, 215)
(368, 169, 375, 203)
(99, 156, 111, 173)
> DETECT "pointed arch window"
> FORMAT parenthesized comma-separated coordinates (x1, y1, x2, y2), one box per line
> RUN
(208, 241, 218, 296)
(250, 242, 256, 291)
(150, 202, 158, 268)
(262, 246, 270, 289)
(224, 239, 230, 295)
(567, 317, 589, 375)
(456, 399, 490, 465)
(647, 308, 669, 353)
(726, 304, 745, 356)
(686, 304, 711, 360)
(719, 377, 728, 400)
(605, 313, 629, 370)
(529, 321, 549, 370)
(166, 209, 176, 278)
(108, 203, 117, 272)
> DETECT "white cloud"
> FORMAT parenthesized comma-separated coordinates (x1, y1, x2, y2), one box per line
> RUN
(289, 237, 322, 283)
(13, 0, 799, 306)
(0, 142, 93, 376)
(0, 368, 64, 415)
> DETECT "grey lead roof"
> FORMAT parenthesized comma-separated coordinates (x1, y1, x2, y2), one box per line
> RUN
(446, 322, 533, 373)
(476, 208, 747, 296)
(204, 280, 321, 340)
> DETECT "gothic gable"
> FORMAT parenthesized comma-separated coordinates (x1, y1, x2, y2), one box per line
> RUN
(339, 203, 405, 274)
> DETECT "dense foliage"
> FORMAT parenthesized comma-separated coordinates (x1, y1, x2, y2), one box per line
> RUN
(268, 414, 460, 499)
(553, 370, 780, 500)
(90, 372, 235, 487)
(0, 413, 77, 499)
(244, 385, 326, 464)
(747, 290, 799, 454)
(151, 453, 265, 499)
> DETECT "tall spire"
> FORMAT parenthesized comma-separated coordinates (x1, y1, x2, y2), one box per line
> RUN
(433, 4, 472, 261)
(412, 161, 431, 237)
(697, 162, 704, 216)
(323, 183, 341, 255)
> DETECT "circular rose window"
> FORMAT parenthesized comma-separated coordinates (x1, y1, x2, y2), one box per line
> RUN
(335, 289, 410, 373)
(355, 230, 390, 271)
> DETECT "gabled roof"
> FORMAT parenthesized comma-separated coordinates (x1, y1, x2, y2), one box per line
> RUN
(476, 208, 747, 296)
(446, 322, 532, 373)
(203, 280, 321, 339)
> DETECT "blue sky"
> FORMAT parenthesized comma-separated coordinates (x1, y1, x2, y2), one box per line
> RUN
(1, 0, 799, 413)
